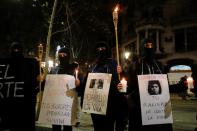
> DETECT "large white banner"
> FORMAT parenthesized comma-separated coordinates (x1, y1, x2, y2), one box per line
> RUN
(82, 73, 112, 115)
(138, 74, 173, 125)
(38, 75, 77, 125)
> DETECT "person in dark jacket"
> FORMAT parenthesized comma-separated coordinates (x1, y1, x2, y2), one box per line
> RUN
(7, 42, 40, 130)
(118, 38, 173, 131)
(82, 41, 128, 131)
(50, 47, 80, 131)
(178, 76, 188, 100)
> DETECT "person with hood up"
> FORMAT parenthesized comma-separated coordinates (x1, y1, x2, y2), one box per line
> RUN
(117, 38, 173, 131)
(82, 41, 128, 131)
(10, 42, 24, 58)
(50, 46, 80, 131)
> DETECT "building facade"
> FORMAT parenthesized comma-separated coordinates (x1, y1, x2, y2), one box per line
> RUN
(116, 0, 197, 77)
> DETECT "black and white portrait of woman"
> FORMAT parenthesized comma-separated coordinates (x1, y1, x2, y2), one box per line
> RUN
(89, 79, 104, 89)
(147, 80, 162, 95)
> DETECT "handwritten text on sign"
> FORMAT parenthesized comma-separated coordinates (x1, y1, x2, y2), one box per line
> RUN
(0, 64, 24, 98)
(82, 73, 112, 115)
(38, 75, 77, 125)
(138, 74, 173, 125)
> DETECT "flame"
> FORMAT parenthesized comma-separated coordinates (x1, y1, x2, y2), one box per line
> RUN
(187, 76, 193, 82)
(121, 77, 125, 81)
(75, 69, 78, 74)
(114, 4, 119, 12)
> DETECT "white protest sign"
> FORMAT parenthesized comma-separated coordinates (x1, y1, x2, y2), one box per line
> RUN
(138, 74, 173, 125)
(38, 74, 77, 125)
(82, 73, 112, 115)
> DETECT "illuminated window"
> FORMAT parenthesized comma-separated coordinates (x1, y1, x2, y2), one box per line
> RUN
(170, 65, 191, 72)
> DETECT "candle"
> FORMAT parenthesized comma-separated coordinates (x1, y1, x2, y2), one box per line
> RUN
(187, 76, 194, 89)
(120, 78, 127, 92)
(75, 69, 78, 79)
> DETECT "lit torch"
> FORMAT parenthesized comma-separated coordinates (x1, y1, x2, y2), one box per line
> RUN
(113, 4, 120, 79)
(113, 5, 119, 30)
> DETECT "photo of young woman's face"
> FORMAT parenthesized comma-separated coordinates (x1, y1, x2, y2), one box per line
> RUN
(151, 83, 160, 94)
(148, 80, 162, 95)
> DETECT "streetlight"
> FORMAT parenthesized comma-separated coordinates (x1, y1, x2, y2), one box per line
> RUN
(124, 52, 130, 60)
(48, 60, 54, 68)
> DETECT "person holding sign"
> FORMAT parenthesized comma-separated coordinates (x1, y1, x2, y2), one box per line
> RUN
(50, 47, 80, 131)
(82, 41, 128, 131)
(0, 42, 40, 130)
(121, 38, 173, 131)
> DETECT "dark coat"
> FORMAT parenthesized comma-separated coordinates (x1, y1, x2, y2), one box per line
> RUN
(127, 58, 173, 131)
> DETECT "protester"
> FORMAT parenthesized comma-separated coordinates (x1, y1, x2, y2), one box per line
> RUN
(178, 75, 188, 100)
(82, 41, 128, 131)
(117, 38, 173, 131)
(8, 42, 40, 130)
(10, 41, 40, 101)
(10, 42, 24, 58)
(50, 47, 80, 131)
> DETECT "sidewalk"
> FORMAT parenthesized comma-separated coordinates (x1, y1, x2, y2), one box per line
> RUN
(170, 93, 197, 100)
(36, 113, 94, 131)
(36, 93, 197, 131)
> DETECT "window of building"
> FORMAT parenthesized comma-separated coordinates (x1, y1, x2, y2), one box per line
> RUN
(169, 65, 191, 72)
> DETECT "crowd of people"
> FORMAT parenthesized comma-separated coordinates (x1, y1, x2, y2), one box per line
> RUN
(3, 39, 197, 131)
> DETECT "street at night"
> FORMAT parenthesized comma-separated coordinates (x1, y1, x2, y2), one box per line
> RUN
(0, 0, 197, 131)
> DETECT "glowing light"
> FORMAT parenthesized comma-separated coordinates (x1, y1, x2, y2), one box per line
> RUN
(48, 60, 54, 68)
(114, 5, 119, 12)
(124, 52, 130, 59)
(75, 69, 78, 79)
(187, 76, 193, 83)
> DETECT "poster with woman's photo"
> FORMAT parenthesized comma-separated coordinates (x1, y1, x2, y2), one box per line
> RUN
(137, 74, 173, 125)
(82, 73, 112, 115)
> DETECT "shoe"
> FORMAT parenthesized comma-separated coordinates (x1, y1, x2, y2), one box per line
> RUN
(75, 122, 80, 127)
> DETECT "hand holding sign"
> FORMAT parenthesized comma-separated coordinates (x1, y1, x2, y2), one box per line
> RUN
(164, 99, 172, 119)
